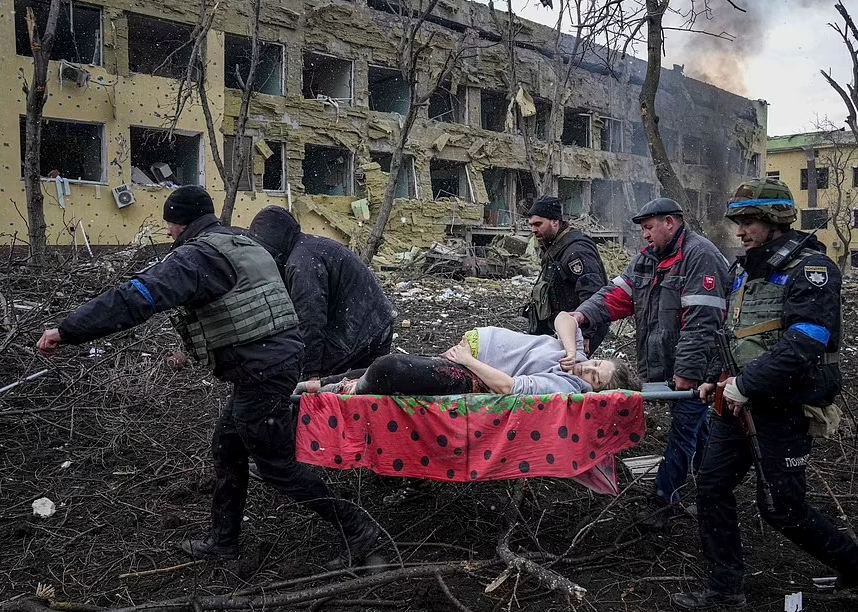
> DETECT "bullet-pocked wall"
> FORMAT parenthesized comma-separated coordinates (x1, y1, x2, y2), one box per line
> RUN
(1, 0, 767, 254)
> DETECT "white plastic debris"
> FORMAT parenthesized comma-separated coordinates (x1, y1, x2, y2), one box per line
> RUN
(784, 592, 802, 611)
(60, 460, 72, 469)
(32, 497, 56, 518)
(88, 347, 104, 358)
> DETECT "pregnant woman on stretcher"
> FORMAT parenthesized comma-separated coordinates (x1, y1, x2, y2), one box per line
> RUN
(298, 313, 639, 396)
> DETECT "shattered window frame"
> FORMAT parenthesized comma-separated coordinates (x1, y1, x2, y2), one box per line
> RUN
(482, 167, 512, 226)
(369, 152, 418, 199)
(15, 0, 103, 66)
(129, 126, 205, 187)
(599, 117, 624, 153)
(127, 13, 195, 80)
(430, 158, 472, 202)
(303, 144, 354, 196)
(558, 178, 588, 217)
(223, 34, 285, 96)
(19, 116, 106, 183)
(800, 167, 829, 190)
(262, 142, 287, 192)
(561, 110, 591, 148)
(367, 65, 410, 115)
(682, 135, 703, 166)
(302, 51, 354, 105)
(480, 90, 508, 133)
(429, 81, 467, 123)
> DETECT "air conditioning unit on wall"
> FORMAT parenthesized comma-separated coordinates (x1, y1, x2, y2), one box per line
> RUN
(112, 184, 136, 209)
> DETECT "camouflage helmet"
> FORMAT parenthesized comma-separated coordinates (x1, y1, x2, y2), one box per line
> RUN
(631, 198, 684, 224)
(725, 178, 796, 226)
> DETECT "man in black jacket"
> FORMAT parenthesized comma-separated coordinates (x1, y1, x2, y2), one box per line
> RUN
(672, 179, 858, 610)
(249, 206, 396, 381)
(37, 186, 379, 567)
(523, 195, 609, 353)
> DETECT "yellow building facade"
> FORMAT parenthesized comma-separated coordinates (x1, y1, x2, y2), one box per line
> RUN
(767, 131, 858, 268)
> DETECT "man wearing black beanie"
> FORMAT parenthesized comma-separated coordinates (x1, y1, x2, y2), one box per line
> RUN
(37, 185, 380, 567)
(523, 195, 609, 354)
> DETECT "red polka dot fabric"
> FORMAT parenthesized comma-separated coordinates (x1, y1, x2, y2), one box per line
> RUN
(295, 391, 645, 496)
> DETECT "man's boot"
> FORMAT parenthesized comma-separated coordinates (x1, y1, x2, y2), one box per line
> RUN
(671, 589, 746, 610)
(180, 535, 239, 560)
(326, 504, 380, 570)
(635, 495, 675, 531)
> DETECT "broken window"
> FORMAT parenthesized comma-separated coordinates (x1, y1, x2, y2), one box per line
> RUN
(15, 0, 102, 65)
(370, 152, 416, 198)
(127, 14, 194, 79)
(852, 250, 858, 267)
(853, 167, 858, 188)
(515, 171, 537, 218)
(853, 209, 858, 228)
(748, 153, 760, 177)
(130, 127, 202, 185)
(481, 90, 507, 133)
(19, 117, 104, 182)
(631, 123, 648, 156)
(224, 34, 284, 95)
(558, 179, 587, 217)
(800, 168, 829, 190)
(303, 145, 352, 195)
(368, 65, 409, 115)
(801, 208, 829, 230)
(561, 110, 590, 147)
(483, 167, 511, 226)
(599, 117, 623, 153)
(590, 179, 625, 227)
(223, 135, 253, 192)
(430, 159, 471, 201)
(429, 81, 466, 123)
(302, 52, 352, 103)
(682, 135, 702, 165)
(262, 142, 286, 191)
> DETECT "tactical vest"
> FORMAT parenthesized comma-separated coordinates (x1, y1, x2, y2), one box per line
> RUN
(170, 233, 298, 368)
(530, 227, 573, 320)
(727, 248, 837, 368)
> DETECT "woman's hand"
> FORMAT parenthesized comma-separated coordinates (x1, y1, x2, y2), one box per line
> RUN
(443, 341, 475, 366)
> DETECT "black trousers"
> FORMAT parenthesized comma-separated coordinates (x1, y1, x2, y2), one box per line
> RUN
(697, 407, 858, 594)
(210, 370, 353, 545)
(320, 354, 484, 396)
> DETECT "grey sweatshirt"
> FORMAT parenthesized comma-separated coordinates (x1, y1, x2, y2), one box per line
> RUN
(476, 327, 592, 395)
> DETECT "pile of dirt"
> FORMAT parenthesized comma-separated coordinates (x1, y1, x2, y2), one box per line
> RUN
(1, 255, 856, 612)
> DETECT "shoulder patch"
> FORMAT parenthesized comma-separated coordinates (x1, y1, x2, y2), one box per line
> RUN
(768, 272, 790, 286)
(804, 265, 828, 287)
(702, 275, 716, 291)
(568, 258, 584, 276)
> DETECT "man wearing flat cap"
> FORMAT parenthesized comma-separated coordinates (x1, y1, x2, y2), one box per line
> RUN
(523, 194, 609, 354)
(572, 198, 729, 530)
(36, 185, 380, 567)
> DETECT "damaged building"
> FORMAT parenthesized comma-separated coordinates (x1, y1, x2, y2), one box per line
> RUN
(1, 0, 766, 257)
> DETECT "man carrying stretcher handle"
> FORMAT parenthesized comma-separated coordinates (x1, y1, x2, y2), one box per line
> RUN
(299, 313, 639, 397)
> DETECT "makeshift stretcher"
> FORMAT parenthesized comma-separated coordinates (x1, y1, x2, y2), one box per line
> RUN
(294, 384, 694, 497)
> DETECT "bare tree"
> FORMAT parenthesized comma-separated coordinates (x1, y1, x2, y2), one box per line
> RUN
(360, 0, 475, 264)
(821, 2, 858, 146)
(169, 0, 262, 226)
(20, 0, 63, 266)
(813, 121, 857, 271)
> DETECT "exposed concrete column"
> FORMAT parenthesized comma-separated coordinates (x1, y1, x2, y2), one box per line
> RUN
(466, 86, 480, 128)
(353, 58, 369, 108)
(105, 10, 129, 77)
(285, 43, 304, 99)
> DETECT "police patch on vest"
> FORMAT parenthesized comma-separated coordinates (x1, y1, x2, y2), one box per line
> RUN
(784, 454, 809, 468)
(804, 265, 828, 287)
(568, 258, 584, 276)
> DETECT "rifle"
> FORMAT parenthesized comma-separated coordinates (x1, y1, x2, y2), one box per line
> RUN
(714, 329, 775, 511)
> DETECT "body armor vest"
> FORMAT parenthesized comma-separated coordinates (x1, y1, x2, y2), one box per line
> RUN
(727, 248, 836, 368)
(170, 233, 298, 368)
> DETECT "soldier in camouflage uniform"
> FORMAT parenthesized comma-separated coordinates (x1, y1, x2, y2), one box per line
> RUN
(37, 186, 379, 567)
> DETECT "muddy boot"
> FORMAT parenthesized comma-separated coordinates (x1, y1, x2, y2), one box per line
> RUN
(671, 589, 746, 610)
(180, 535, 239, 560)
(325, 504, 380, 570)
